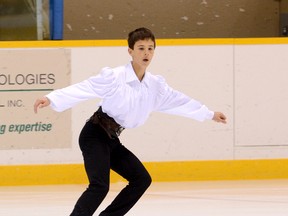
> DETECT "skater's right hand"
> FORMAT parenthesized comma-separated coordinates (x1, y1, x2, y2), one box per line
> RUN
(34, 97, 50, 113)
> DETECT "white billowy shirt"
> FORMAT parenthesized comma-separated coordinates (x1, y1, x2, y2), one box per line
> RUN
(46, 62, 214, 128)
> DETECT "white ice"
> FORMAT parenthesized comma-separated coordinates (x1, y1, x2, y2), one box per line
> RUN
(1, 180, 288, 216)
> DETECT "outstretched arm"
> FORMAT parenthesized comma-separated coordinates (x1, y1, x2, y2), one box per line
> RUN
(34, 97, 50, 113)
(212, 112, 227, 124)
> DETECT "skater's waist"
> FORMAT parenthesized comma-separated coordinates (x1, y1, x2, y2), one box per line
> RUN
(89, 107, 125, 139)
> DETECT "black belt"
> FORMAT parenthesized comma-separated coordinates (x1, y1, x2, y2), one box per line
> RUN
(90, 107, 124, 139)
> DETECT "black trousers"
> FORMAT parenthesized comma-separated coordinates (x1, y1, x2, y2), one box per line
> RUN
(70, 120, 152, 216)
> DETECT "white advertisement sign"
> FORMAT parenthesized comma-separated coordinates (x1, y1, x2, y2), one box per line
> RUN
(0, 49, 71, 150)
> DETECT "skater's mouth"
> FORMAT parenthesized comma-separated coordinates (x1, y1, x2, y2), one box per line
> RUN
(143, 58, 149, 62)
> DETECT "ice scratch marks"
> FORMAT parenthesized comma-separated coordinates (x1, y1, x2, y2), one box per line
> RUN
(181, 16, 189, 21)
(108, 14, 114, 20)
(66, 24, 72, 31)
(201, 0, 208, 5)
(239, 8, 246, 13)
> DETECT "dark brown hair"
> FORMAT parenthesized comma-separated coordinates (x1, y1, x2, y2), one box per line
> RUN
(128, 27, 156, 49)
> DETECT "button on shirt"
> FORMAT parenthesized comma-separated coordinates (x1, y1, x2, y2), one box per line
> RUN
(46, 62, 214, 128)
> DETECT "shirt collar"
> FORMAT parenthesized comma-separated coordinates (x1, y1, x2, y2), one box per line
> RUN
(126, 62, 149, 85)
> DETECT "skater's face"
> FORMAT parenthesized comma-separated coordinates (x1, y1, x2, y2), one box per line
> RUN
(128, 39, 155, 68)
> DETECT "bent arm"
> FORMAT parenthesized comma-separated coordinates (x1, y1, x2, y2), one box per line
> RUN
(36, 67, 119, 112)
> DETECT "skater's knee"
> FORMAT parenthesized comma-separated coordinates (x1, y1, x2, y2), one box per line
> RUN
(143, 172, 152, 188)
(88, 183, 109, 197)
(134, 171, 152, 189)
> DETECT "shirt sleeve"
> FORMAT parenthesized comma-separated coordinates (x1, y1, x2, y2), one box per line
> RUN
(46, 67, 118, 112)
(155, 76, 214, 122)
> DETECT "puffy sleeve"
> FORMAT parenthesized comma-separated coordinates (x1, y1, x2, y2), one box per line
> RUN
(46, 67, 119, 112)
(155, 76, 214, 122)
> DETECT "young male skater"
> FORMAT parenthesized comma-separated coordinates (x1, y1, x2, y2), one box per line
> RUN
(34, 27, 227, 216)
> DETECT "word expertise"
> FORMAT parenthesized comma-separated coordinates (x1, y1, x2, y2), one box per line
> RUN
(0, 122, 52, 135)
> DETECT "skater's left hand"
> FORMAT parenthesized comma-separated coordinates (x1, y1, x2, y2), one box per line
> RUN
(212, 112, 227, 124)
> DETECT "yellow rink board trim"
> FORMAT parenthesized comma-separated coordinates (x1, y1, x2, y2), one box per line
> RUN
(0, 38, 288, 48)
(1, 159, 288, 186)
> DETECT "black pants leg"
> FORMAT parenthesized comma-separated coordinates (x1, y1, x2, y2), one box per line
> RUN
(70, 120, 151, 216)
(99, 136, 152, 216)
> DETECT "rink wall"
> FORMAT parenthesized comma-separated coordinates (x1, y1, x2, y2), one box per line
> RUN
(0, 38, 288, 185)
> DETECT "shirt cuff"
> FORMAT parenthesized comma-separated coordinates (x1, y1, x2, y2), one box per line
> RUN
(206, 110, 214, 120)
